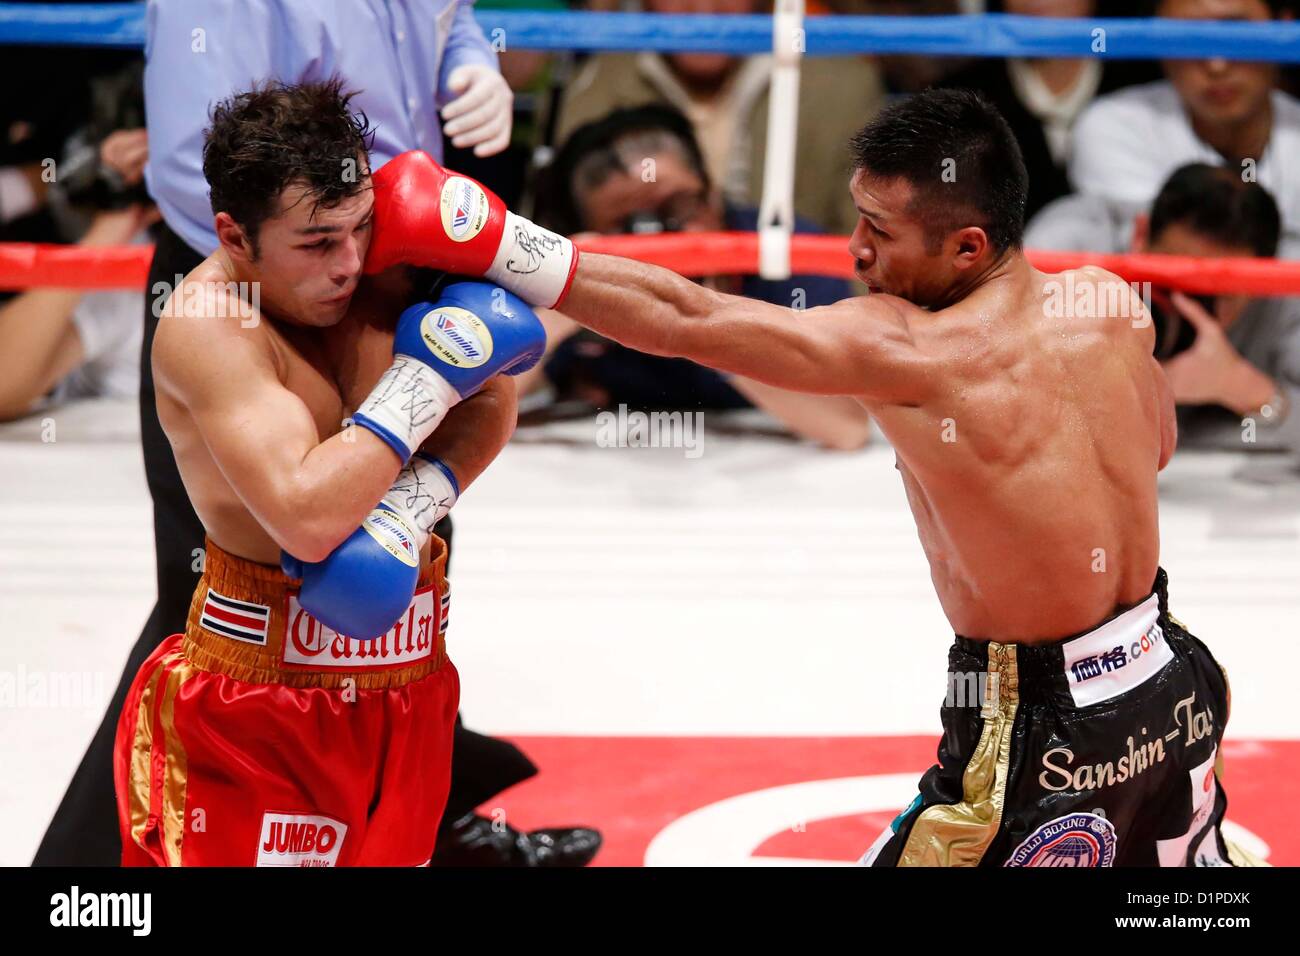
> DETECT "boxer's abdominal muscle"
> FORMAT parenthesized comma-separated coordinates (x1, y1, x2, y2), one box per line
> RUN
(866, 283, 1164, 642)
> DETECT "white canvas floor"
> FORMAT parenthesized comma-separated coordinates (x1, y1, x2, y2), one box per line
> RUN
(2, 398, 1298, 865)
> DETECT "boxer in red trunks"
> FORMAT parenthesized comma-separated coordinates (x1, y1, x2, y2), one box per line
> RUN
(113, 78, 544, 866)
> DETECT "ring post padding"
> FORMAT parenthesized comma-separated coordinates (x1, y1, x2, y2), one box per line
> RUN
(757, 0, 803, 282)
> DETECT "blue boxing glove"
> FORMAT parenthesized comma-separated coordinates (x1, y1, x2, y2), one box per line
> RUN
(351, 282, 545, 463)
(283, 454, 460, 640)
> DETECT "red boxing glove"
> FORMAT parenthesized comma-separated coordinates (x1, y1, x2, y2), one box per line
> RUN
(364, 150, 579, 310)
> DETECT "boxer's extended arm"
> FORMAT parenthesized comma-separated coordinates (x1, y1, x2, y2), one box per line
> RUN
(154, 314, 402, 564)
(560, 253, 933, 402)
(363, 152, 928, 400)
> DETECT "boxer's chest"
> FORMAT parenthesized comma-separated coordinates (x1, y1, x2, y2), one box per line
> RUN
(272, 318, 398, 443)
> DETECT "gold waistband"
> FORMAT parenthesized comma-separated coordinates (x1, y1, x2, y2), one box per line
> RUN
(181, 536, 449, 689)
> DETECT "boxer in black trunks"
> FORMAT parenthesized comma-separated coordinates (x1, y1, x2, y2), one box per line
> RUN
(362, 88, 1263, 866)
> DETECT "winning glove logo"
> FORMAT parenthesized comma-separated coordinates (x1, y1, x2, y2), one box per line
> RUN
(360, 507, 420, 568)
(440, 177, 488, 241)
(421, 306, 494, 369)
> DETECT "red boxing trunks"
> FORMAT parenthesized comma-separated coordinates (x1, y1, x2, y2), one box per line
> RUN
(114, 537, 458, 866)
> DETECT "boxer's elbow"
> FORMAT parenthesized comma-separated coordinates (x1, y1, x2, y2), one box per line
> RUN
(1164, 410, 1178, 470)
(482, 374, 519, 436)
(271, 520, 340, 565)
(292, 535, 341, 565)
(267, 496, 361, 565)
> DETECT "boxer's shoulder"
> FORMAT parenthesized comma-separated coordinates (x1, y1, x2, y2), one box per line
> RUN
(153, 261, 282, 398)
(1065, 264, 1156, 354)
(1032, 265, 1149, 345)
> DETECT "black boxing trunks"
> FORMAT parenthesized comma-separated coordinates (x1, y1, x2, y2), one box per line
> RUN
(861, 568, 1264, 867)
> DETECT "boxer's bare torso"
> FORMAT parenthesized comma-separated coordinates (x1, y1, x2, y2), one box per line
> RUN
(560, 253, 1175, 644)
(859, 264, 1171, 641)
(153, 263, 436, 567)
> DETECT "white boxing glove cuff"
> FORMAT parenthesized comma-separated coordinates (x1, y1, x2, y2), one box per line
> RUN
(486, 211, 579, 310)
(353, 357, 461, 462)
(381, 453, 459, 551)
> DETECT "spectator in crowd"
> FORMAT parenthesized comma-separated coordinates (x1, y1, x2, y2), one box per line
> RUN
(1034, 163, 1299, 453)
(941, 0, 1162, 222)
(1139, 166, 1299, 453)
(553, 0, 886, 237)
(0, 58, 153, 423)
(825, 0, 975, 95)
(0, 204, 153, 422)
(1030, 0, 1300, 256)
(0, 38, 140, 241)
(526, 105, 873, 449)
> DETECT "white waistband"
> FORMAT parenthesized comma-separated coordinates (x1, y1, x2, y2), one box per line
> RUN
(1060, 593, 1173, 707)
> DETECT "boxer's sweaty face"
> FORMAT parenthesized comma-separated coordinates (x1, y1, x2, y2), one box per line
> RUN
(245, 180, 374, 328)
(848, 170, 955, 307)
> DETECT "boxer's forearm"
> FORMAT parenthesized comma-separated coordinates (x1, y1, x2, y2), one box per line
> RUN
(260, 427, 406, 562)
(561, 253, 914, 397)
(259, 382, 515, 569)
(417, 374, 518, 491)
(562, 253, 749, 363)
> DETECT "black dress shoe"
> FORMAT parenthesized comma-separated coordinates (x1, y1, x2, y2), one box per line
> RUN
(430, 813, 602, 867)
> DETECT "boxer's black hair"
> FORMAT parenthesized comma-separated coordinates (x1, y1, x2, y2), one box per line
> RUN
(203, 76, 375, 256)
(849, 88, 1027, 255)
(1149, 163, 1280, 256)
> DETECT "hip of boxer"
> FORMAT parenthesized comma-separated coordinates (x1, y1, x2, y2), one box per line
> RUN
(861, 569, 1264, 868)
(114, 536, 458, 867)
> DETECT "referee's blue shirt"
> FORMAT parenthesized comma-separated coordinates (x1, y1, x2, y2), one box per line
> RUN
(144, 0, 498, 255)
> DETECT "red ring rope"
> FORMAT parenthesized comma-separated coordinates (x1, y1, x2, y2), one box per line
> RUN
(3, 233, 1300, 296)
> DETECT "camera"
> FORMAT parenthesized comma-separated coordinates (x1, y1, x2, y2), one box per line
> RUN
(55, 61, 149, 212)
(1149, 287, 1214, 360)
(622, 211, 674, 235)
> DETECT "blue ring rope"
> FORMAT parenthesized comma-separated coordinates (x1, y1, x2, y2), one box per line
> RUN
(2, 5, 1300, 62)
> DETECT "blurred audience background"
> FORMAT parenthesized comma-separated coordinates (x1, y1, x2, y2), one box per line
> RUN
(4, 0, 1299, 459)
(0, 28, 151, 422)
